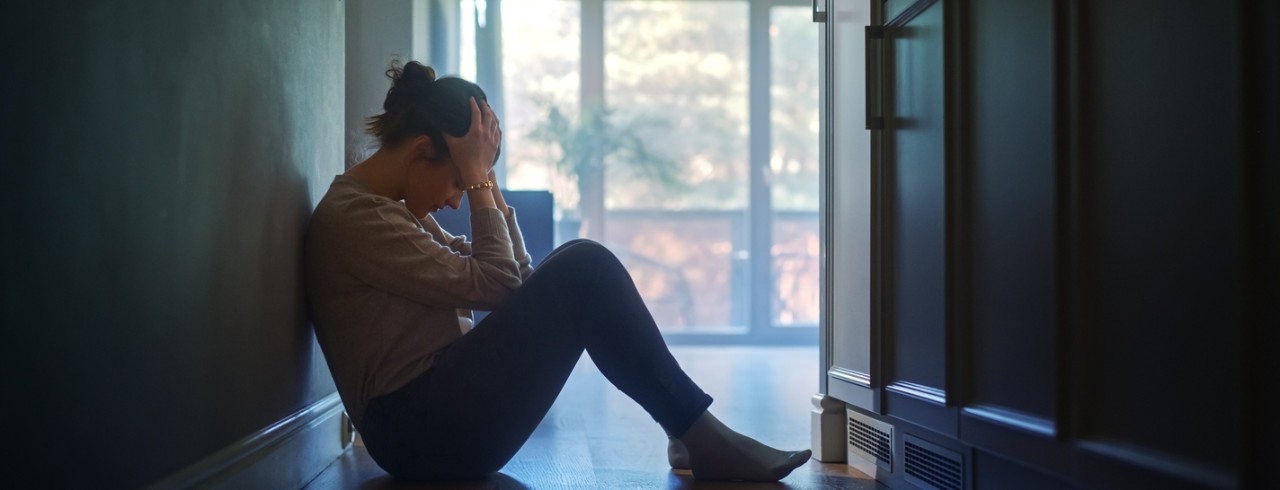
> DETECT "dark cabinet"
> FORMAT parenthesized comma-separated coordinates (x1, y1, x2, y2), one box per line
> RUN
(816, 0, 1278, 488)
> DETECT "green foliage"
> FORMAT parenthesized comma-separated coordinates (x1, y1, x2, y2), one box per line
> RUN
(525, 97, 685, 203)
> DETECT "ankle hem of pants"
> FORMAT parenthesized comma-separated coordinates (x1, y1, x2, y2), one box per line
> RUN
(663, 393, 714, 439)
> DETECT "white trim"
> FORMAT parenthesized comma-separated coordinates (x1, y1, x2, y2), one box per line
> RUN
(145, 393, 348, 490)
(810, 394, 848, 462)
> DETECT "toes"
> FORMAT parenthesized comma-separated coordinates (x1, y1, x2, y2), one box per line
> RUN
(689, 449, 812, 482)
(787, 450, 812, 467)
(770, 450, 812, 480)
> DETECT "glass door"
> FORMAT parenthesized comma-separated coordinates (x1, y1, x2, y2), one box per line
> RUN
(485, 0, 820, 344)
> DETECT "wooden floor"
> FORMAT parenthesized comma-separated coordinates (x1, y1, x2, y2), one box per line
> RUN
(303, 346, 882, 489)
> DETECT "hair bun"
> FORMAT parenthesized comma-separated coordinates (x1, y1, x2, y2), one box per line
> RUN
(399, 60, 436, 83)
(369, 58, 487, 149)
(384, 59, 438, 99)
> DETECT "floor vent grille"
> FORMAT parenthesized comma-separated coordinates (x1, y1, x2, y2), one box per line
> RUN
(846, 410, 893, 472)
(904, 436, 963, 490)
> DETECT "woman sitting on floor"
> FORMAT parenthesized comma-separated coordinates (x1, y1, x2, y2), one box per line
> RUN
(305, 60, 811, 482)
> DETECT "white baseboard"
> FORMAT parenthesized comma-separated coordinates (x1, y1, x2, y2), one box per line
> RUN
(147, 393, 350, 490)
(810, 393, 848, 463)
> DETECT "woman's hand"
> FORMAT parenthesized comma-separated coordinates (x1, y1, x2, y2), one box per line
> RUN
(443, 97, 502, 186)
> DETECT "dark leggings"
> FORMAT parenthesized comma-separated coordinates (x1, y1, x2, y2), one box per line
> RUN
(360, 240, 714, 481)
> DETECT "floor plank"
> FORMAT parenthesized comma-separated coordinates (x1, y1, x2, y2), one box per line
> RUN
(303, 346, 882, 489)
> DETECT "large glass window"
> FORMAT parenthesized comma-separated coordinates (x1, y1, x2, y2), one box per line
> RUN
(604, 1, 749, 332)
(473, 0, 818, 342)
(604, 1, 749, 210)
(770, 6, 820, 327)
(499, 0, 580, 210)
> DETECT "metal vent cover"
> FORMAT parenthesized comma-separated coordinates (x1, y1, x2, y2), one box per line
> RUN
(903, 435, 963, 490)
(846, 409, 893, 472)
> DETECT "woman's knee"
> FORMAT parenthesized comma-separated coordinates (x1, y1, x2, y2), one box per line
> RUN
(525, 240, 631, 296)
(556, 238, 597, 250)
(541, 239, 617, 269)
(551, 238, 604, 256)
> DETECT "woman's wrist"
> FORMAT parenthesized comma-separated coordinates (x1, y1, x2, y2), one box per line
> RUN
(466, 186, 498, 210)
(461, 173, 491, 188)
(482, 169, 508, 213)
(461, 180, 494, 191)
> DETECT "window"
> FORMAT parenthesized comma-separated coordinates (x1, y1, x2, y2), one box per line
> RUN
(463, 0, 818, 343)
(769, 5, 820, 327)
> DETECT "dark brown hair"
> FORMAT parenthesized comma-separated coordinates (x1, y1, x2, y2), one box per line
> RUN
(365, 60, 490, 160)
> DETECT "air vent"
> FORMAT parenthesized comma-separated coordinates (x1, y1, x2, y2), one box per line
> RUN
(904, 436, 963, 490)
(846, 409, 893, 473)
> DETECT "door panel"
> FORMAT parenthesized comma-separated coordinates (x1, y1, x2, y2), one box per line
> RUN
(965, 0, 1056, 424)
(818, 0, 1270, 487)
(885, 0, 947, 394)
(825, 0, 876, 409)
(1079, 0, 1242, 474)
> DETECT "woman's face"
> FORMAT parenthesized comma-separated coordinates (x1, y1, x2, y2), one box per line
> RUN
(403, 158, 465, 218)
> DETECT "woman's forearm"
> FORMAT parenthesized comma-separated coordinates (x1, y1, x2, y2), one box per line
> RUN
(488, 170, 511, 215)
(466, 186, 498, 210)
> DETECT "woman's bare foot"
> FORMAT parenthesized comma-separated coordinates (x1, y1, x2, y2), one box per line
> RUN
(678, 411, 811, 481)
(668, 436, 691, 469)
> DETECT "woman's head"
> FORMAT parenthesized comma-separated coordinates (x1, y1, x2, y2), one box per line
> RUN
(366, 60, 494, 161)
(363, 60, 497, 217)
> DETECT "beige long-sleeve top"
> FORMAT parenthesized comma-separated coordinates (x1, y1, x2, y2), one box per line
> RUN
(304, 175, 534, 430)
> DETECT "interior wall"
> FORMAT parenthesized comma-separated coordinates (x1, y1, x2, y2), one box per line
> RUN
(345, 0, 431, 167)
(1247, 0, 1280, 485)
(2, 1, 343, 487)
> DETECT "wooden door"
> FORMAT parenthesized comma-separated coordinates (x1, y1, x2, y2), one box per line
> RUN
(881, 0, 953, 435)
(821, 0, 877, 412)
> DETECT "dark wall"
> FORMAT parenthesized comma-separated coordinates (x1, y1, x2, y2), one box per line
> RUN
(1245, 0, 1280, 485)
(2, 1, 342, 487)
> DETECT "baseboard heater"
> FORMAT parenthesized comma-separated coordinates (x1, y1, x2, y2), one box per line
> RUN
(904, 434, 963, 490)
(847, 407, 966, 489)
(847, 408, 894, 478)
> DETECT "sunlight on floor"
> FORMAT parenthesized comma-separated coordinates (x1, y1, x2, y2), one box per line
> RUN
(305, 346, 882, 489)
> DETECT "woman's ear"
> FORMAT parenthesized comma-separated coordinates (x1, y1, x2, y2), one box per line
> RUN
(410, 135, 437, 161)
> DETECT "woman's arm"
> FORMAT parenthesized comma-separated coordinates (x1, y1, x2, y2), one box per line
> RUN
(340, 98, 519, 309)
(337, 202, 522, 311)
(434, 99, 533, 279)
(419, 215, 473, 255)
(419, 176, 533, 280)
(488, 170, 535, 279)
(490, 169, 511, 215)
(446, 97, 501, 212)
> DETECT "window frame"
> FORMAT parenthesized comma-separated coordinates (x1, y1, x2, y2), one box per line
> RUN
(483, 0, 820, 345)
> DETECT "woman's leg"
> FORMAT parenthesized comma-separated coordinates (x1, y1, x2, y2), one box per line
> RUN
(494, 241, 811, 481)
(369, 240, 807, 482)
(478, 240, 717, 429)
(365, 240, 711, 480)
(537, 237, 593, 264)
